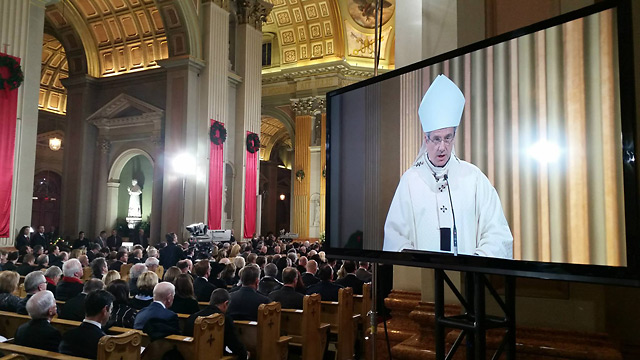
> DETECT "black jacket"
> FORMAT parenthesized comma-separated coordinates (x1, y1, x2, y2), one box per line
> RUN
(15, 318, 62, 352)
(55, 279, 84, 301)
(306, 280, 343, 302)
(59, 321, 106, 359)
(59, 293, 87, 321)
(30, 233, 48, 249)
(258, 277, 282, 295)
(227, 287, 271, 321)
(335, 274, 365, 295)
(193, 277, 216, 302)
(184, 305, 248, 360)
(169, 295, 200, 315)
(301, 272, 320, 287)
(159, 242, 185, 269)
(268, 286, 304, 310)
(133, 302, 179, 334)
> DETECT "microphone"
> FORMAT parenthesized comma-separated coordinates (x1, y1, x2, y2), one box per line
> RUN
(443, 174, 458, 256)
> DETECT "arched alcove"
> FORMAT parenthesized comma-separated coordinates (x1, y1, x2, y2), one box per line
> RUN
(106, 148, 155, 232)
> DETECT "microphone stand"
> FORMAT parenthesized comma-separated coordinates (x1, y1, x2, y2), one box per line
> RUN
(444, 174, 458, 256)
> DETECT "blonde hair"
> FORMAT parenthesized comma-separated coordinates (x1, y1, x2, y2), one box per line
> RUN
(69, 249, 84, 259)
(102, 270, 121, 286)
(229, 244, 241, 258)
(0, 271, 20, 294)
(137, 271, 158, 295)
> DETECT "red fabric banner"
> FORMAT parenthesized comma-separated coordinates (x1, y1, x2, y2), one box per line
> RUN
(0, 54, 19, 237)
(244, 131, 258, 238)
(207, 120, 224, 229)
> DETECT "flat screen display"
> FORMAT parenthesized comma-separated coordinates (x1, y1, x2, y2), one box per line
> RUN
(326, 0, 639, 285)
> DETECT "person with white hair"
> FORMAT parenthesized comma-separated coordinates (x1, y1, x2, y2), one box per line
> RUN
(383, 75, 513, 258)
(133, 282, 180, 335)
(44, 265, 62, 293)
(15, 290, 61, 352)
(56, 258, 84, 300)
(128, 263, 148, 296)
(16, 271, 47, 314)
(145, 256, 159, 273)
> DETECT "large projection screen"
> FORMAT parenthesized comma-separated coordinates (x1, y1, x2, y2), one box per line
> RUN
(326, 0, 639, 285)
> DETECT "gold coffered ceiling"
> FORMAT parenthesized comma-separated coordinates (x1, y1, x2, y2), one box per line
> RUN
(261, 116, 292, 162)
(263, 0, 344, 68)
(40, 34, 69, 115)
(46, 0, 172, 77)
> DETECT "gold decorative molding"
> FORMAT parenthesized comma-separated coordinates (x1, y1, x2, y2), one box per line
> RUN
(237, 0, 273, 30)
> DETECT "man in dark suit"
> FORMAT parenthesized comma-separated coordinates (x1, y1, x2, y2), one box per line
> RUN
(355, 261, 372, 283)
(15, 290, 61, 352)
(94, 231, 107, 249)
(127, 248, 143, 264)
(47, 245, 60, 265)
(30, 225, 48, 249)
(59, 290, 114, 359)
(258, 263, 282, 295)
(56, 258, 85, 300)
(59, 279, 104, 321)
(108, 250, 128, 272)
(269, 267, 304, 310)
(159, 232, 186, 269)
(301, 260, 320, 287)
(306, 264, 343, 302)
(184, 288, 247, 359)
(193, 260, 216, 302)
(133, 228, 148, 248)
(87, 243, 101, 263)
(73, 231, 91, 249)
(134, 282, 180, 334)
(228, 264, 271, 321)
(335, 260, 365, 295)
(16, 271, 47, 314)
(106, 229, 122, 251)
(16, 254, 37, 276)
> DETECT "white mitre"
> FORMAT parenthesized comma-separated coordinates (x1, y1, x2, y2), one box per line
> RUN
(418, 74, 466, 133)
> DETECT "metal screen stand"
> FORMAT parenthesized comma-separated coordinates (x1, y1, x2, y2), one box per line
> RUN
(434, 270, 516, 360)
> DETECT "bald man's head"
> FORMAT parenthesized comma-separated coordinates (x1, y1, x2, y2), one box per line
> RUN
(306, 260, 318, 274)
(153, 281, 175, 308)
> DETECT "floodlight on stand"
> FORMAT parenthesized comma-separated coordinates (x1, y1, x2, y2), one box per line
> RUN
(172, 153, 196, 174)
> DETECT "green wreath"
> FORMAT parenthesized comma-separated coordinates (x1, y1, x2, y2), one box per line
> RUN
(246, 133, 260, 153)
(209, 121, 227, 145)
(0, 54, 24, 91)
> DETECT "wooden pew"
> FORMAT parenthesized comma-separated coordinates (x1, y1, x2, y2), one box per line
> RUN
(280, 294, 330, 360)
(352, 283, 372, 354)
(0, 329, 141, 360)
(81, 267, 92, 281)
(234, 302, 292, 360)
(119, 264, 133, 282)
(0, 354, 27, 360)
(321, 287, 358, 360)
(0, 311, 229, 360)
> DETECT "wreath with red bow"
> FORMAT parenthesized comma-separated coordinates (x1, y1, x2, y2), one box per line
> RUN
(209, 121, 227, 145)
(0, 54, 24, 91)
(246, 133, 260, 153)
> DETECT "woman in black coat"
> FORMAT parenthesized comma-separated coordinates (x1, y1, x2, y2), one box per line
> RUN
(169, 274, 200, 315)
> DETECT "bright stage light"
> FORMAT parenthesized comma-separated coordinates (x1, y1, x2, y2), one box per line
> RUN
(528, 140, 561, 164)
(172, 153, 196, 174)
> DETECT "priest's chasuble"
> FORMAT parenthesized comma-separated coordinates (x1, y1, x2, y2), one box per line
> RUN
(383, 154, 514, 259)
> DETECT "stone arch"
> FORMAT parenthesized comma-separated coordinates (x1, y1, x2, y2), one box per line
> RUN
(106, 148, 155, 230)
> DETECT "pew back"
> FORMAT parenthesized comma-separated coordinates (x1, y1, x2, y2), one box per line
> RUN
(321, 287, 356, 360)
(235, 302, 292, 360)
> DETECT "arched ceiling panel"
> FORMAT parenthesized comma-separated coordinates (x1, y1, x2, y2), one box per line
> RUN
(44, 0, 200, 78)
(40, 34, 69, 115)
(261, 116, 291, 161)
(262, 0, 344, 70)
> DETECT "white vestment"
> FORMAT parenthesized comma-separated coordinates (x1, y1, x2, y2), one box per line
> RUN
(383, 154, 513, 259)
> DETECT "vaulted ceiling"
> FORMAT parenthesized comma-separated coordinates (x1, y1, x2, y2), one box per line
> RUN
(40, 34, 68, 115)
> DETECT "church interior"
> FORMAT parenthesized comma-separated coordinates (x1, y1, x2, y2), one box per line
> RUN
(1, 0, 640, 359)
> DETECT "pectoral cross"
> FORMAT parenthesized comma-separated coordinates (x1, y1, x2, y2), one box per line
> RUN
(440, 205, 448, 213)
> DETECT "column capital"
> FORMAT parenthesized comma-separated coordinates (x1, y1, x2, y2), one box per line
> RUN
(291, 96, 325, 116)
(236, 0, 273, 31)
(157, 55, 206, 72)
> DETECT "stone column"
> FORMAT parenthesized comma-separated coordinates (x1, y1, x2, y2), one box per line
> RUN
(319, 102, 327, 235)
(200, 0, 230, 228)
(158, 57, 205, 241)
(291, 98, 314, 239)
(150, 135, 164, 244)
(60, 75, 99, 236)
(0, 0, 57, 245)
(231, 0, 272, 239)
(93, 138, 110, 234)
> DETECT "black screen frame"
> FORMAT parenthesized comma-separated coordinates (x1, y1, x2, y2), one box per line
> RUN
(325, 0, 640, 287)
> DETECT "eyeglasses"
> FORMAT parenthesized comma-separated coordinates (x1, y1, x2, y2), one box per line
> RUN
(428, 134, 455, 145)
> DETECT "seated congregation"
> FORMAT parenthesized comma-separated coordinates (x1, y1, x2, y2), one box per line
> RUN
(0, 230, 373, 359)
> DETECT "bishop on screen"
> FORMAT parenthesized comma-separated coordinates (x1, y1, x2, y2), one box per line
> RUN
(383, 74, 513, 259)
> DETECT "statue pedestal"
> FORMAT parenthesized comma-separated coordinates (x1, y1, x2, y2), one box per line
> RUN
(126, 217, 142, 229)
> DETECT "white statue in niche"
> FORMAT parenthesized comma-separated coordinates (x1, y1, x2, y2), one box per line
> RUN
(127, 179, 143, 219)
(310, 193, 320, 227)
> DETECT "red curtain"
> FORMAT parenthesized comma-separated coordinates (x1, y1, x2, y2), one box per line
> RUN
(244, 131, 258, 238)
(207, 120, 224, 229)
(0, 54, 19, 237)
